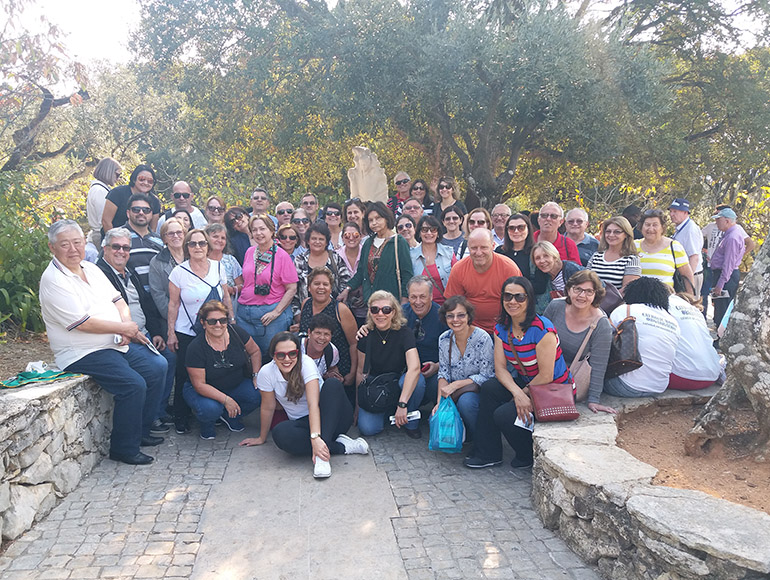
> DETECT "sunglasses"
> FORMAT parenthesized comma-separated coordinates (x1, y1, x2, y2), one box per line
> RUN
(130, 206, 152, 214)
(187, 240, 208, 248)
(325, 210, 341, 217)
(411, 185, 425, 191)
(204, 317, 228, 326)
(252, 196, 268, 202)
(395, 179, 410, 186)
(403, 205, 421, 212)
(507, 224, 527, 232)
(420, 226, 438, 233)
(292, 218, 310, 225)
(207, 206, 224, 213)
(173, 192, 191, 199)
(503, 292, 527, 303)
(438, 184, 452, 190)
(279, 234, 298, 241)
(343, 232, 360, 239)
(467, 219, 486, 226)
(108, 243, 131, 252)
(274, 349, 299, 361)
(539, 213, 561, 220)
(276, 208, 294, 216)
(397, 222, 413, 230)
(566, 219, 584, 225)
(370, 305, 394, 315)
(443, 216, 460, 222)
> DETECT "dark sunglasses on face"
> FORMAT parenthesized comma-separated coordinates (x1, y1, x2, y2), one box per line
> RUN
(252, 196, 268, 202)
(325, 210, 341, 217)
(228, 215, 245, 225)
(438, 184, 452, 190)
(420, 226, 438, 233)
(274, 349, 299, 361)
(276, 208, 294, 216)
(108, 243, 131, 252)
(343, 232, 360, 239)
(395, 179, 410, 186)
(507, 224, 527, 232)
(279, 234, 297, 241)
(370, 305, 394, 315)
(207, 205, 224, 213)
(411, 185, 425, 191)
(292, 218, 310, 225)
(173, 192, 191, 199)
(397, 223, 413, 230)
(467, 219, 486, 226)
(187, 240, 208, 248)
(539, 213, 561, 220)
(130, 206, 152, 214)
(503, 292, 527, 303)
(204, 317, 228, 326)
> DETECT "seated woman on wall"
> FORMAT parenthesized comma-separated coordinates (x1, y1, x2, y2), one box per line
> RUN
(355, 291, 425, 438)
(240, 332, 369, 479)
(543, 271, 614, 414)
(464, 276, 572, 470)
(586, 216, 640, 292)
(603, 277, 681, 398)
(532, 240, 585, 314)
(667, 293, 721, 390)
(434, 296, 494, 441)
(184, 301, 263, 440)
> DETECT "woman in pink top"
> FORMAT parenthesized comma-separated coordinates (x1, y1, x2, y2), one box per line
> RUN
(236, 215, 298, 357)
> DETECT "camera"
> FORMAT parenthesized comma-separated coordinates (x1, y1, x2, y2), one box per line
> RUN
(254, 284, 270, 296)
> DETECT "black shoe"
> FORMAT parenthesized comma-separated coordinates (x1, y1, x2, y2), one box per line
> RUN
(109, 451, 154, 465)
(150, 419, 170, 434)
(405, 427, 422, 439)
(175, 419, 191, 434)
(510, 457, 534, 469)
(464, 456, 502, 469)
(140, 435, 164, 447)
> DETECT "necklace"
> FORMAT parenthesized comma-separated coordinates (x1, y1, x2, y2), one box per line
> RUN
(375, 328, 392, 345)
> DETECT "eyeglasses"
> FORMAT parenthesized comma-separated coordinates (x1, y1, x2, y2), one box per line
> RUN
(507, 224, 527, 232)
(443, 216, 460, 222)
(165, 230, 184, 238)
(404, 205, 421, 212)
(503, 292, 527, 303)
(325, 210, 341, 217)
(173, 192, 191, 199)
(467, 219, 486, 226)
(276, 208, 294, 216)
(397, 222, 413, 230)
(395, 179, 410, 186)
(445, 312, 467, 321)
(411, 185, 425, 191)
(278, 234, 297, 241)
(207, 205, 224, 213)
(108, 243, 131, 253)
(252, 196, 268, 202)
(343, 232, 360, 240)
(566, 219, 584, 225)
(292, 218, 310, 225)
(204, 317, 228, 326)
(130, 206, 152, 214)
(539, 213, 561, 220)
(420, 226, 438, 233)
(570, 287, 596, 297)
(274, 349, 299, 361)
(370, 305, 394, 315)
(438, 184, 452, 191)
(492, 213, 510, 219)
(604, 228, 624, 236)
(187, 240, 208, 248)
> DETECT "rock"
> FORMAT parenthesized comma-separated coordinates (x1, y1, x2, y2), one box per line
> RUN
(51, 460, 82, 494)
(15, 452, 53, 485)
(550, 478, 576, 518)
(17, 435, 52, 469)
(1, 483, 54, 540)
(46, 432, 66, 464)
(637, 530, 710, 577)
(627, 486, 770, 574)
(0, 481, 10, 512)
(534, 412, 618, 451)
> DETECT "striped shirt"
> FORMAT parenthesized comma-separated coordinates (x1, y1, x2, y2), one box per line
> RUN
(495, 316, 572, 386)
(126, 225, 163, 293)
(634, 239, 688, 287)
(586, 253, 641, 290)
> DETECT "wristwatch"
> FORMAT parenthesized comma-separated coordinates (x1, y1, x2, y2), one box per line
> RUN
(310, 432, 321, 439)
(397, 402, 408, 409)
(252, 373, 259, 378)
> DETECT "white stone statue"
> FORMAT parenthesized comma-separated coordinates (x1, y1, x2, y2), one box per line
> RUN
(347, 146, 388, 204)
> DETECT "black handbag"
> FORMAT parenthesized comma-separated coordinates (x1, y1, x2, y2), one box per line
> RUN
(605, 305, 643, 379)
(357, 331, 401, 413)
(670, 242, 695, 295)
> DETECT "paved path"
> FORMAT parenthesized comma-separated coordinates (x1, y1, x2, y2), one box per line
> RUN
(0, 416, 599, 580)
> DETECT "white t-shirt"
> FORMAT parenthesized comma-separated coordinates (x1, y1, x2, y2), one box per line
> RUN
(671, 218, 703, 273)
(257, 355, 322, 420)
(300, 337, 339, 376)
(668, 295, 720, 381)
(610, 304, 680, 394)
(168, 260, 226, 335)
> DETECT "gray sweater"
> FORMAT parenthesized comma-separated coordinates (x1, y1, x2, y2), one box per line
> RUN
(543, 298, 612, 404)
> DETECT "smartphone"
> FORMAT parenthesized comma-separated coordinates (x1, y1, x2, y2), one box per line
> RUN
(421, 363, 431, 373)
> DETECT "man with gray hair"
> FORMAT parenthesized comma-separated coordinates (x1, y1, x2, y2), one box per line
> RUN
(387, 171, 411, 218)
(40, 220, 166, 465)
(565, 208, 598, 266)
(491, 204, 511, 247)
(709, 208, 745, 327)
(533, 202, 580, 264)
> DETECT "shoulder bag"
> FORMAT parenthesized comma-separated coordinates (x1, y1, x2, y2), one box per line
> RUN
(601, 282, 624, 315)
(568, 317, 600, 400)
(509, 328, 579, 422)
(605, 305, 643, 379)
(357, 331, 401, 413)
(180, 262, 222, 335)
(670, 242, 696, 295)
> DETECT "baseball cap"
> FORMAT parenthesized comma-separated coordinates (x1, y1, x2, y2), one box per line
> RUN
(712, 208, 737, 220)
(668, 198, 690, 212)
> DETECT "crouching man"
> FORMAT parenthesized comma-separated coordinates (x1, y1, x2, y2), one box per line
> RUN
(39, 220, 166, 465)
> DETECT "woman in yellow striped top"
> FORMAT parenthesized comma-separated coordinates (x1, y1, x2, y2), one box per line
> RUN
(634, 209, 695, 289)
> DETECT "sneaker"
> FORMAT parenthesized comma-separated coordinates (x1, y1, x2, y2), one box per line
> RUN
(336, 434, 369, 455)
(175, 419, 191, 435)
(220, 414, 245, 432)
(510, 457, 534, 469)
(464, 456, 502, 469)
(199, 423, 216, 440)
(313, 457, 331, 479)
(150, 419, 170, 434)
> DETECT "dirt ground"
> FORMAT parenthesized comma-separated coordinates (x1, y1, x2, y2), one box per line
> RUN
(618, 405, 770, 515)
(0, 333, 54, 383)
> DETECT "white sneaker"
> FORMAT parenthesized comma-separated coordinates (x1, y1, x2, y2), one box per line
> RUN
(313, 457, 331, 479)
(336, 434, 369, 455)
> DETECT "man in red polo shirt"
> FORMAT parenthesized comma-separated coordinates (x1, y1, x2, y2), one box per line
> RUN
(533, 201, 580, 264)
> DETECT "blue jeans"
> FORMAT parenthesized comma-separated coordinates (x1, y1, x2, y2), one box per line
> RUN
(66, 344, 166, 456)
(236, 302, 292, 359)
(455, 392, 480, 440)
(421, 373, 439, 407)
(358, 373, 426, 436)
(182, 379, 262, 428)
(146, 333, 175, 420)
(603, 376, 655, 398)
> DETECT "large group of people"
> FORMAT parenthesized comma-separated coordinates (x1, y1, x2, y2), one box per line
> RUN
(40, 160, 752, 477)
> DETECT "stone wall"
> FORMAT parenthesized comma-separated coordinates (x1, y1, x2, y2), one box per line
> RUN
(531, 388, 770, 579)
(0, 376, 112, 542)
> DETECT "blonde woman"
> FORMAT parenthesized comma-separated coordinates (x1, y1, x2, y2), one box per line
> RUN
(587, 216, 641, 292)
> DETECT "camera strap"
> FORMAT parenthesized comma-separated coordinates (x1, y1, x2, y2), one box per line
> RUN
(253, 244, 276, 293)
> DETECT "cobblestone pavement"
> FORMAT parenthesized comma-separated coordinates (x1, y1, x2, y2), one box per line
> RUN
(0, 420, 599, 580)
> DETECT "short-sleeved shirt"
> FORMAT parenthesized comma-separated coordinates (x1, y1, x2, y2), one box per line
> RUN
(668, 295, 720, 382)
(533, 231, 581, 264)
(186, 325, 252, 393)
(702, 222, 748, 260)
(257, 355, 322, 420)
(239, 245, 298, 306)
(105, 185, 161, 229)
(586, 253, 641, 290)
(671, 218, 703, 273)
(40, 258, 128, 369)
(168, 260, 226, 336)
(301, 337, 339, 376)
(634, 239, 688, 287)
(357, 326, 416, 376)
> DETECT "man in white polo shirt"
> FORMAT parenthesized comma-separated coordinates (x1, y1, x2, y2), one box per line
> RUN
(669, 198, 704, 295)
(39, 220, 166, 466)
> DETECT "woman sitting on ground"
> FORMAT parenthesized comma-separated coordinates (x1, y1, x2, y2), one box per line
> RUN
(604, 277, 681, 398)
(587, 216, 640, 292)
(667, 293, 721, 390)
(532, 240, 585, 314)
(240, 332, 369, 479)
(434, 296, 494, 441)
(184, 301, 262, 440)
(543, 270, 614, 413)
(465, 276, 572, 470)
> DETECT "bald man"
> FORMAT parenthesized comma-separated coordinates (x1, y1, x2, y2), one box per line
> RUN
(156, 181, 208, 232)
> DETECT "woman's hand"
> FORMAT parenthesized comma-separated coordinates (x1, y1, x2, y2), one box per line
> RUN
(223, 395, 241, 418)
(166, 333, 179, 353)
(430, 403, 439, 417)
(355, 325, 370, 341)
(439, 381, 458, 398)
(587, 402, 617, 415)
(289, 323, 299, 333)
(239, 436, 266, 446)
(227, 284, 237, 296)
(261, 310, 279, 326)
(421, 361, 439, 377)
(337, 287, 349, 303)
(311, 437, 330, 462)
(343, 370, 356, 386)
(512, 389, 533, 423)
(394, 406, 408, 428)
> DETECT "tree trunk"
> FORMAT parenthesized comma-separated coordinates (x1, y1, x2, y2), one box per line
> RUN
(685, 238, 770, 459)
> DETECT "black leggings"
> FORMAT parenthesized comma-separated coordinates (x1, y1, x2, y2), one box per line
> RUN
(173, 331, 196, 421)
(272, 378, 353, 456)
(470, 377, 533, 463)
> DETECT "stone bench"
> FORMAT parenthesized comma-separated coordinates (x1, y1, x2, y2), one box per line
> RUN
(0, 376, 112, 542)
(531, 387, 770, 579)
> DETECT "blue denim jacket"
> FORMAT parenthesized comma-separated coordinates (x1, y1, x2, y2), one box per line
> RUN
(410, 243, 454, 290)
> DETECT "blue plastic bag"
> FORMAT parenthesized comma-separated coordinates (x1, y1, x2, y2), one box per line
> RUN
(429, 397, 464, 453)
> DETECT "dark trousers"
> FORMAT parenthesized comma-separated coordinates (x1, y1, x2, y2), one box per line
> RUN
(470, 377, 533, 463)
(711, 268, 740, 328)
(272, 378, 352, 456)
(173, 332, 196, 421)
